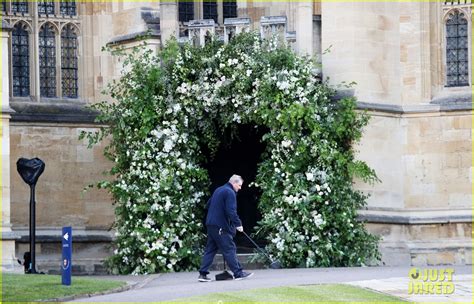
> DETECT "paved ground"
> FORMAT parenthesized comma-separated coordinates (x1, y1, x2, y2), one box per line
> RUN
(74, 266, 472, 302)
(349, 273, 472, 303)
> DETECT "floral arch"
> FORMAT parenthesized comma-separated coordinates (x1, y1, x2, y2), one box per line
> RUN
(84, 33, 379, 274)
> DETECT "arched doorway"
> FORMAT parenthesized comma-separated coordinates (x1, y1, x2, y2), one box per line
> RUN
(204, 124, 267, 252)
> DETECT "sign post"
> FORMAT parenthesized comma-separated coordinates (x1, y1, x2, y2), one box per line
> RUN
(62, 227, 72, 285)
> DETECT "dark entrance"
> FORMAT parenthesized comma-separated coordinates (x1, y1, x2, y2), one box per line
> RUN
(204, 124, 267, 252)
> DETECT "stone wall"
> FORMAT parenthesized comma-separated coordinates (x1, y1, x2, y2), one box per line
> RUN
(1, 22, 17, 271)
(355, 110, 472, 266)
(322, 0, 472, 266)
(10, 123, 113, 228)
(356, 111, 471, 210)
(10, 122, 115, 273)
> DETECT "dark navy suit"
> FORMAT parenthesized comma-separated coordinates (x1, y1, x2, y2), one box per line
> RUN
(199, 182, 243, 276)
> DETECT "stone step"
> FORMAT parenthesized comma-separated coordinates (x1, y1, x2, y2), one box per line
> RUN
(209, 253, 266, 271)
(27, 253, 266, 275)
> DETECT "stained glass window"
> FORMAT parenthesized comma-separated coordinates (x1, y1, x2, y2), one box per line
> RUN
(178, 2, 194, 23)
(223, 0, 237, 19)
(60, 0, 76, 16)
(12, 1, 29, 14)
(61, 24, 78, 98)
(39, 23, 56, 97)
(203, 0, 218, 23)
(1, 1, 6, 12)
(12, 23, 30, 97)
(446, 10, 469, 87)
(38, 0, 55, 15)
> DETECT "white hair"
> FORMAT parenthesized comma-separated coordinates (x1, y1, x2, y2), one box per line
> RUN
(229, 174, 243, 184)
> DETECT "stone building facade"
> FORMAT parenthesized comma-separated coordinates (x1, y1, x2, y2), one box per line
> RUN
(1, 1, 471, 273)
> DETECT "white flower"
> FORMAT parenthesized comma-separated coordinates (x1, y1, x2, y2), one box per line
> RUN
(232, 113, 241, 122)
(163, 139, 174, 152)
(246, 70, 252, 77)
(173, 104, 181, 113)
(281, 140, 292, 148)
(277, 81, 290, 91)
(305, 172, 315, 181)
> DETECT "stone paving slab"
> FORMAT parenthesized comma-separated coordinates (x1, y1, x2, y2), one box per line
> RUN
(348, 274, 472, 303)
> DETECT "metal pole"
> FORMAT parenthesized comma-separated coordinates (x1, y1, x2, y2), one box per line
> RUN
(29, 184, 36, 273)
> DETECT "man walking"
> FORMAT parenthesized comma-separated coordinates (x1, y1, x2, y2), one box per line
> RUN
(198, 175, 254, 282)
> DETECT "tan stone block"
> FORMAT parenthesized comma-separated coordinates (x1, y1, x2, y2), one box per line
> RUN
(441, 129, 471, 142)
(77, 146, 94, 163)
(1, 240, 17, 269)
(409, 224, 447, 240)
(405, 195, 428, 208)
(458, 117, 472, 130)
(443, 154, 461, 169)
(408, 183, 436, 196)
(85, 202, 115, 228)
(426, 252, 455, 265)
(400, 15, 411, 23)
(443, 178, 471, 192)
(404, 77, 416, 85)
(411, 254, 427, 266)
(448, 194, 471, 209)
(446, 141, 471, 153)
(460, 153, 472, 168)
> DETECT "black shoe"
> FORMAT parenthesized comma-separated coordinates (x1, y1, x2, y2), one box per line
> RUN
(198, 274, 212, 282)
(234, 271, 253, 281)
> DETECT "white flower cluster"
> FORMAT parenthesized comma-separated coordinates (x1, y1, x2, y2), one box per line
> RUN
(99, 32, 377, 273)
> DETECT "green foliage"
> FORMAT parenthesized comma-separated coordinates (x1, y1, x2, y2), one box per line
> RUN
(83, 32, 380, 274)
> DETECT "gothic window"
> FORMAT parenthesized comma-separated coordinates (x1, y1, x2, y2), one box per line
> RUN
(203, 0, 218, 23)
(61, 24, 78, 98)
(445, 10, 469, 87)
(5, 2, 81, 100)
(38, 0, 55, 15)
(12, 1, 28, 14)
(178, 2, 194, 23)
(60, 0, 76, 16)
(12, 23, 29, 97)
(223, 0, 237, 19)
(39, 23, 56, 97)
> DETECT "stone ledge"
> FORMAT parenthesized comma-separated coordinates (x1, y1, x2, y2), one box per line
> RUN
(107, 29, 160, 45)
(1, 231, 21, 240)
(1, 106, 15, 115)
(382, 240, 472, 250)
(10, 101, 99, 124)
(357, 101, 472, 114)
(12, 228, 114, 243)
(1, 19, 13, 31)
(358, 208, 472, 224)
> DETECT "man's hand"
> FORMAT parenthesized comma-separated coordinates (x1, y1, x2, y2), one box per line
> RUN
(236, 226, 243, 232)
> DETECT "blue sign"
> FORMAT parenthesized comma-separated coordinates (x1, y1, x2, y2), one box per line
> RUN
(62, 226, 72, 286)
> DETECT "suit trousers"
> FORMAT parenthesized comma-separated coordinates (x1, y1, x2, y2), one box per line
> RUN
(199, 225, 242, 276)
